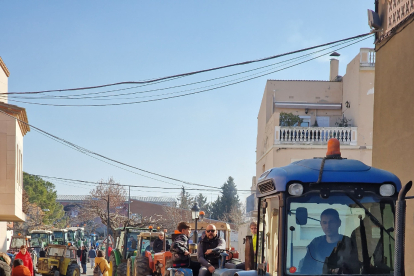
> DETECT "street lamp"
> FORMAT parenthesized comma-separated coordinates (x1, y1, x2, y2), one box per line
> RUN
(191, 203, 200, 244)
(92, 195, 110, 260)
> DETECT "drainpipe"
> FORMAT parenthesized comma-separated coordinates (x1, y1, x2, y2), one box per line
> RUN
(394, 181, 412, 276)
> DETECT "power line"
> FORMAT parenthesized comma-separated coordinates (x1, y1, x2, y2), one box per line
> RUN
(2, 37, 356, 101)
(5, 35, 373, 107)
(35, 173, 252, 192)
(0, 109, 220, 190)
(4, 32, 372, 95)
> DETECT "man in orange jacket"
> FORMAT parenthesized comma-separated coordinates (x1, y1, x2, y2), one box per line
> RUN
(12, 259, 31, 276)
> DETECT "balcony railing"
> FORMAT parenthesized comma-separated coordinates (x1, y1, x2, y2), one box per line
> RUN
(275, 126, 357, 145)
(360, 48, 375, 67)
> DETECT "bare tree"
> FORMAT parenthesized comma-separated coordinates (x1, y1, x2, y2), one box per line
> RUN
(219, 203, 247, 230)
(161, 205, 192, 231)
(76, 178, 162, 244)
(14, 191, 47, 234)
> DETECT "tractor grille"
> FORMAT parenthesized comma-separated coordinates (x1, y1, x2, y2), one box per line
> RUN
(38, 260, 49, 272)
(258, 180, 275, 194)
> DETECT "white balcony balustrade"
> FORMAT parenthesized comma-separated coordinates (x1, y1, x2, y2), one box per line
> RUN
(275, 126, 357, 146)
(360, 48, 375, 67)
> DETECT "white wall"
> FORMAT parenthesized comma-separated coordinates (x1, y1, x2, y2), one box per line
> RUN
(0, 222, 7, 252)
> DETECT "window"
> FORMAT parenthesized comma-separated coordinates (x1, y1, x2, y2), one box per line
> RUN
(258, 196, 280, 275)
(286, 192, 395, 275)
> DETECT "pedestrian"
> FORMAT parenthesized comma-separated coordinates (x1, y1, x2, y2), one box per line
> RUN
(11, 259, 30, 276)
(88, 247, 97, 269)
(81, 246, 88, 274)
(14, 246, 33, 276)
(0, 252, 11, 276)
(107, 246, 112, 259)
(77, 248, 82, 266)
(94, 251, 110, 276)
(39, 247, 47, 258)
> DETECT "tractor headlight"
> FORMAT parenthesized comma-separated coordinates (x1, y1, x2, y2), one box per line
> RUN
(288, 183, 304, 196)
(174, 271, 184, 276)
(380, 184, 395, 196)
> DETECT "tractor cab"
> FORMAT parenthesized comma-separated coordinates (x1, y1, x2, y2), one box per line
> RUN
(137, 231, 172, 256)
(236, 139, 402, 276)
(29, 230, 52, 250)
(37, 244, 80, 276)
(67, 227, 85, 247)
(8, 234, 31, 254)
(52, 229, 68, 245)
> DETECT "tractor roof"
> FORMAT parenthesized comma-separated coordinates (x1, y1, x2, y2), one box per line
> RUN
(138, 232, 170, 238)
(29, 230, 52, 234)
(53, 229, 68, 232)
(48, 244, 67, 249)
(257, 158, 401, 195)
(189, 221, 230, 231)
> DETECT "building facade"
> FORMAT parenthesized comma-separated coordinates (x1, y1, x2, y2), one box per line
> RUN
(372, 0, 414, 272)
(0, 57, 30, 252)
(256, 48, 375, 179)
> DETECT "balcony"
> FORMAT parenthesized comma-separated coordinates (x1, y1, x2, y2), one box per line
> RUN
(360, 48, 375, 68)
(275, 126, 357, 146)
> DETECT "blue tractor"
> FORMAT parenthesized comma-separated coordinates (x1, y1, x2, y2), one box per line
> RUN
(172, 138, 411, 276)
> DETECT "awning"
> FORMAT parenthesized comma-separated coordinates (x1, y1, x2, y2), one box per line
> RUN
(274, 102, 342, 110)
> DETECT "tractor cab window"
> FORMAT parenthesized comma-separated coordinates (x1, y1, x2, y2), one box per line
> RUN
(127, 233, 139, 252)
(53, 232, 63, 239)
(10, 238, 26, 248)
(68, 232, 75, 241)
(139, 236, 159, 255)
(31, 234, 48, 247)
(257, 196, 280, 275)
(48, 247, 65, 257)
(286, 192, 395, 275)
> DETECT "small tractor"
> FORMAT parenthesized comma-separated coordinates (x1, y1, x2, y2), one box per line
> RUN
(109, 227, 156, 276)
(36, 244, 80, 276)
(51, 229, 68, 245)
(8, 234, 38, 272)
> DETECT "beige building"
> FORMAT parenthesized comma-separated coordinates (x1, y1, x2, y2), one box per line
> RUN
(0, 57, 30, 252)
(256, 48, 376, 179)
(372, 1, 414, 272)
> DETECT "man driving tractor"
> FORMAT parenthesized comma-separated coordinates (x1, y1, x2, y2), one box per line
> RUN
(197, 224, 226, 276)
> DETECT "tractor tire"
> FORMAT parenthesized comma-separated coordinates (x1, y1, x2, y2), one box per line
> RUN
(127, 258, 133, 276)
(116, 263, 128, 276)
(134, 256, 151, 276)
(66, 264, 80, 276)
(109, 251, 118, 276)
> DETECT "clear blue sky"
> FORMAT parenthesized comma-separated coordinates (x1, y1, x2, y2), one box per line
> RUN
(1, 1, 375, 203)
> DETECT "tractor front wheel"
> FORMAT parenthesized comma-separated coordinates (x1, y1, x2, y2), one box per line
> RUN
(66, 264, 80, 276)
(134, 256, 151, 276)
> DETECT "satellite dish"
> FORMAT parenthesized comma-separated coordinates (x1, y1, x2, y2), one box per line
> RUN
(368, 9, 382, 30)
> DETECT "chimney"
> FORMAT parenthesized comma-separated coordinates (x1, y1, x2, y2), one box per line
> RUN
(329, 58, 339, 81)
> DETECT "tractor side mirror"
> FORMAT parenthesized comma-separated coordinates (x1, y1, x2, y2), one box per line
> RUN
(296, 207, 308, 225)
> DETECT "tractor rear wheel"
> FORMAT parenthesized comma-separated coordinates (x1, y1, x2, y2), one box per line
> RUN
(109, 251, 118, 276)
(116, 263, 128, 276)
(134, 256, 151, 276)
(66, 264, 80, 276)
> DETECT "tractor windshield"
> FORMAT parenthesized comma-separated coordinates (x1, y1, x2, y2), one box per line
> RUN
(126, 233, 139, 252)
(31, 233, 48, 247)
(53, 232, 64, 239)
(285, 192, 395, 275)
(10, 238, 26, 248)
(48, 247, 65, 257)
(68, 231, 75, 241)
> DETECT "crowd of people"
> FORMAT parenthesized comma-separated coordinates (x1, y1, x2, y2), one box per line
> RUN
(0, 245, 33, 276)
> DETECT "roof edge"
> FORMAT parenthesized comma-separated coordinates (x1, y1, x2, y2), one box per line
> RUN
(0, 57, 10, 77)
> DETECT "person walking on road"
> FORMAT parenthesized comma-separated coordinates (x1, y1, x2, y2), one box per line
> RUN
(11, 259, 31, 276)
(77, 248, 82, 266)
(89, 247, 97, 269)
(14, 246, 33, 276)
(94, 251, 110, 276)
(80, 246, 88, 274)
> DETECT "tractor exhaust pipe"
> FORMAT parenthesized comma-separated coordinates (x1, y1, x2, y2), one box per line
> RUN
(394, 181, 412, 276)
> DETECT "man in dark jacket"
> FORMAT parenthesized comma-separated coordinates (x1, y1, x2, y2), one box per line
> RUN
(80, 246, 88, 274)
(170, 222, 200, 276)
(197, 224, 226, 276)
(153, 232, 170, 253)
(77, 248, 81, 266)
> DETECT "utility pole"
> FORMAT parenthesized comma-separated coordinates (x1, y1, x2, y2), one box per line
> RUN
(128, 186, 130, 220)
(106, 194, 110, 260)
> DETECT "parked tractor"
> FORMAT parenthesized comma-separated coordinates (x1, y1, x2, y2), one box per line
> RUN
(109, 227, 156, 276)
(67, 227, 85, 247)
(7, 234, 37, 271)
(52, 229, 68, 245)
(36, 244, 80, 276)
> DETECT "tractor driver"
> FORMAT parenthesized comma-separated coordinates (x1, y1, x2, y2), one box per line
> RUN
(299, 208, 358, 274)
(198, 224, 226, 276)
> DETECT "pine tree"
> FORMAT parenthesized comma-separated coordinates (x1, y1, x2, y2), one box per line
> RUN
(177, 187, 194, 209)
(210, 177, 240, 220)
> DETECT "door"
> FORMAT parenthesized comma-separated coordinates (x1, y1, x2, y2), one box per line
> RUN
(316, 116, 329, 127)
